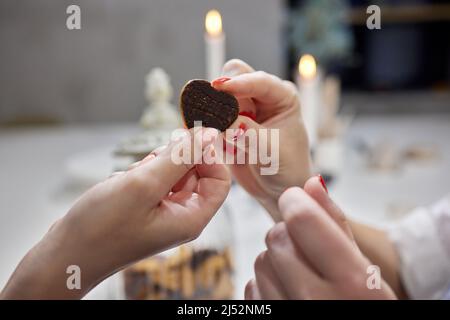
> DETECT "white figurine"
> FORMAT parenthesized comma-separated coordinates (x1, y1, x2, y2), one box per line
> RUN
(140, 68, 180, 130)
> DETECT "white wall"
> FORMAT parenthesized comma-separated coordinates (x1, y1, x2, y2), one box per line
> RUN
(0, 0, 285, 122)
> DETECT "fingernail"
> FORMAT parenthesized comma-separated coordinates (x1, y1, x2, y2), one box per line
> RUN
(211, 77, 231, 87)
(239, 123, 247, 131)
(232, 125, 246, 142)
(317, 174, 328, 193)
(239, 111, 256, 122)
(266, 223, 289, 248)
(142, 153, 156, 164)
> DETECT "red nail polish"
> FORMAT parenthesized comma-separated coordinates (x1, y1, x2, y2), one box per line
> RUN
(232, 124, 247, 142)
(317, 174, 328, 193)
(238, 123, 247, 131)
(211, 77, 231, 86)
(239, 111, 256, 122)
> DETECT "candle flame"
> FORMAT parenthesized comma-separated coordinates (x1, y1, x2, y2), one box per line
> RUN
(205, 10, 222, 36)
(298, 54, 317, 79)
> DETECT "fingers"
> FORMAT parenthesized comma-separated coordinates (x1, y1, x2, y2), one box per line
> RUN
(171, 168, 198, 193)
(265, 223, 323, 299)
(228, 114, 263, 132)
(126, 145, 165, 171)
(303, 175, 356, 244)
(109, 170, 125, 178)
(244, 279, 261, 300)
(253, 251, 287, 300)
(224, 115, 265, 157)
(195, 159, 231, 201)
(214, 71, 299, 114)
(219, 59, 257, 117)
(129, 127, 219, 201)
(170, 143, 231, 233)
(278, 187, 365, 281)
(144, 145, 166, 161)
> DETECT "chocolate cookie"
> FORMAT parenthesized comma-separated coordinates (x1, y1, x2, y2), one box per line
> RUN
(180, 79, 239, 131)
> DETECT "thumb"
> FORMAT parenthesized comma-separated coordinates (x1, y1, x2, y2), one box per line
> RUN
(134, 127, 219, 200)
(217, 59, 258, 119)
(221, 59, 255, 77)
(303, 175, 356, 244)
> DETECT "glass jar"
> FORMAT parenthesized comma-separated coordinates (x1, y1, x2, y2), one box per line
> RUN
(122, 204, 235, 300)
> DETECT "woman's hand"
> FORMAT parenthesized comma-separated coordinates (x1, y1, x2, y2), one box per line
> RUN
(212, 59, 312, 221)
(1, 128, 231, 299)
(245, 176, 397, 300)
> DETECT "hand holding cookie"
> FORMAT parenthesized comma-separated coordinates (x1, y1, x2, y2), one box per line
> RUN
(1, 128, 231, 299)
(212, 59, 313, 221)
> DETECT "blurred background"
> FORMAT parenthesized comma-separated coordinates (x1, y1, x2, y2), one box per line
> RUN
(0, 0, 449, 299)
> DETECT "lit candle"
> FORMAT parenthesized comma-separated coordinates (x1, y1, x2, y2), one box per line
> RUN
(296, 54, 321, 149)
(205, 9, 225, 81)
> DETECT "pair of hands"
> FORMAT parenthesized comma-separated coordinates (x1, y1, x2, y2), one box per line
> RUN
(1, 60, 395, 299)
(245, 175, 396, 299)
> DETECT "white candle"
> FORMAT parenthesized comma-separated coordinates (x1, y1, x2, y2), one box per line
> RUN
(205, 9, 225, 81)
(296, 54, 321, 149)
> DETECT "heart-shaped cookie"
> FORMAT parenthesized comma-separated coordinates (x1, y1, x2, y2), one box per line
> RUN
(180, 79, 239, 131)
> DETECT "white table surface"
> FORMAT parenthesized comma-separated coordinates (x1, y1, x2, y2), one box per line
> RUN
(1, 114, 449, 299)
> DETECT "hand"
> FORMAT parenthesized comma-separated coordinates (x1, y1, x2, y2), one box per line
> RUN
(245, 176, 396, 300)
(212, 59, 312, 221)
(1, 128, 231, 299)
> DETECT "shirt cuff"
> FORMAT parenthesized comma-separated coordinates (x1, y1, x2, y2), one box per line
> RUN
(387, 199, 450, 299)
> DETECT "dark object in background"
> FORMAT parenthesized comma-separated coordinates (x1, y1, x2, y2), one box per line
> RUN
(349, 0, 450, 90)
(288, 0, 450, 91)
(124, 247, 234, 300)
(365, 25, 423, 89)
(180, 80, 239, 132)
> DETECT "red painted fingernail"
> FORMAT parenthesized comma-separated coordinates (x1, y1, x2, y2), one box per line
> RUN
(211, 77, 231, 86)
(232, 124, 247, 141)
(232, 128, 245, 142)
(239, 111, 256, 122)
(317, 174, 328, 194)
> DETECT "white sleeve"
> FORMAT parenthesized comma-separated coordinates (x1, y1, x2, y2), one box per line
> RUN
(387, 195, 450, 299)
